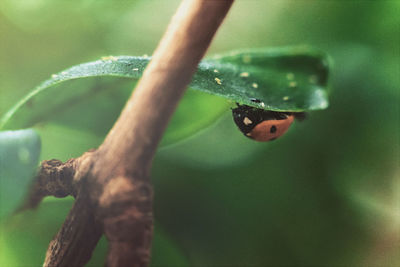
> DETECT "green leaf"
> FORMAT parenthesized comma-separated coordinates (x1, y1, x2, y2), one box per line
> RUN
(0, 47, 330, 133)
(0, 129, 41, 219)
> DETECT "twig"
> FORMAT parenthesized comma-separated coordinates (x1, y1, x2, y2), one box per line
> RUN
(38, 0, 234, 266)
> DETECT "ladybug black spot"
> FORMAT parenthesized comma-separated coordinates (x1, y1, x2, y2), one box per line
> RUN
(270, 125, 277, 133)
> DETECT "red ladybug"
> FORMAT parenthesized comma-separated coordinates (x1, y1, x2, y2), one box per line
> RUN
(232, 103, 305, 142)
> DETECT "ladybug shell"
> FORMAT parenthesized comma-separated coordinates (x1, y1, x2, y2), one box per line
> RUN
(249, 115, 294, 142)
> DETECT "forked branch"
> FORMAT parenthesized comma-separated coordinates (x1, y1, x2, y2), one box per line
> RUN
(32, 0, 234, 266)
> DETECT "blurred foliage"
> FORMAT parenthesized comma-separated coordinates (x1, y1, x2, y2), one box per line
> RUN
(0, 0, 399, 266)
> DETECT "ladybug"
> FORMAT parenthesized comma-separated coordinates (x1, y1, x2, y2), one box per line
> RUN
(232, 103, 305, 142)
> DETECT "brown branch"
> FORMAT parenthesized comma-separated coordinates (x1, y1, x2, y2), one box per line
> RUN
(35, 0, 234, 266)
(44, 187, 102, 267)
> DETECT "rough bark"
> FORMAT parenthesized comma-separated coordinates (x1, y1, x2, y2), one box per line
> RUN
(25, 0, 235, 266)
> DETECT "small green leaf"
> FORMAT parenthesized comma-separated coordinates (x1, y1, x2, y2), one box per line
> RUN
(0, 129, 41, 219)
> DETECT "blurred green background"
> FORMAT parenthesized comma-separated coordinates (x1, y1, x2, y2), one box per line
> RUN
(0, 0, 399, 266)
